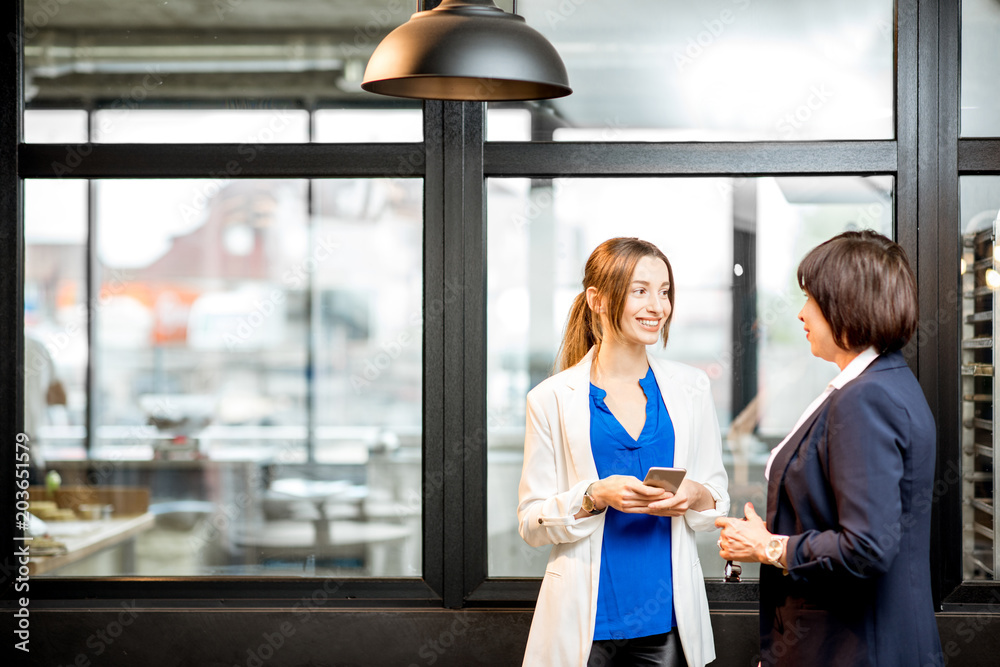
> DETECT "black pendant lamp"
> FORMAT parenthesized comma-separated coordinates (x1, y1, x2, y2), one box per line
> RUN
(361, 0, 571, 101)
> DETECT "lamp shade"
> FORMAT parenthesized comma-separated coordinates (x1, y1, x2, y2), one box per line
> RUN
(361, 0, 571, 101)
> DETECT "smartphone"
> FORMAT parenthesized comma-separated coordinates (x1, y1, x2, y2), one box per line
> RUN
(643, 467, 687, 493)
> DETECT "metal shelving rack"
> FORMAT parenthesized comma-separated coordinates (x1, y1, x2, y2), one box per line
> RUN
(961, 227, 998, 580)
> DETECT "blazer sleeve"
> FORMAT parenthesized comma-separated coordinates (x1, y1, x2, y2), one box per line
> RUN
(517, 390, 605, 548)
(784, 380, 907, 583)
(682, 374, 730, 532)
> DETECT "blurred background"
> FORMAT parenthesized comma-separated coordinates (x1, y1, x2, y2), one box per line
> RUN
(19, 0, 1000, 582)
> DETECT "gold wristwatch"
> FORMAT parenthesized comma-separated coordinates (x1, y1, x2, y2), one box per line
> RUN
(765, 535, 788, 569)
(581, 483, 606, 515)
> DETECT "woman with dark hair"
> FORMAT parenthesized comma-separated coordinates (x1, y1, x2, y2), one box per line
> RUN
(518, 237, 730, 667)
(716, 230, 942, 666)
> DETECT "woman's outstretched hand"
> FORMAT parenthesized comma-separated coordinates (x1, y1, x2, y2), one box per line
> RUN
(715, 502, 771, 562)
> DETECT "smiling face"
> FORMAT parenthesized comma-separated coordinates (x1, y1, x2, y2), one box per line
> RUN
(616, 255, 672, 347)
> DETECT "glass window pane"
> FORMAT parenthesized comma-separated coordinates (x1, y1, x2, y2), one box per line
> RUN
(961, 0, 1000, 137)
(24, 180, 89, 462)
(313, 178, 424, 577)
(490, 0, 893, 141)
(24, 110, 88, 143)
(487, 175, 893, 578)
(486, 108, 532, 142)
(959, 176, 1000, 580)
(29, 178, 421, 578)
(89, 107, 426, 144)
(93, 110, 309, 144)
(314, 110, 422, 143)
(23, 0, 418, 139)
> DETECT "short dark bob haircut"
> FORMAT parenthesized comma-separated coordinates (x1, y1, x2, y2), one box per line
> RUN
(797, 230, 918, 354)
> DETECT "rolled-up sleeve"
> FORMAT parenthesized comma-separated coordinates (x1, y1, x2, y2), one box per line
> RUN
(517, 392, 604, 547)
(682, 372, 730, 532)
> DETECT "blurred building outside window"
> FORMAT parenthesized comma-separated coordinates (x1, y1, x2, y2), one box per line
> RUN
(24, 109, 424, 578)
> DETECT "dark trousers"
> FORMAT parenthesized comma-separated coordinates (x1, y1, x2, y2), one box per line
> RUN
(587, 631, 688, 667)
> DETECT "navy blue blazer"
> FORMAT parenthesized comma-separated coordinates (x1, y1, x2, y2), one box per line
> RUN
(761, 351, 942, 666)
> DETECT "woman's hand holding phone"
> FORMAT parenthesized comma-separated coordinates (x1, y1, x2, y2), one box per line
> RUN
(589, 475, 672, 513)
(643, 479, 700, 516)
(643, 468, 718, 515)
(588, 468, 715, 516)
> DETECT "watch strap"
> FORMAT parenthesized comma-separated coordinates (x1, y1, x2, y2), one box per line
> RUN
(583, 483, 605, 515)
(766, 535, 788, 570)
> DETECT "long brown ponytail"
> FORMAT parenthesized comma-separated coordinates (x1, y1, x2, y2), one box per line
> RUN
(555, 237, 674, 371)
(557, 292, 600, 373)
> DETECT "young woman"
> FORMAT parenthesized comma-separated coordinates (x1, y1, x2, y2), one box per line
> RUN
(518, 237, 730, 667)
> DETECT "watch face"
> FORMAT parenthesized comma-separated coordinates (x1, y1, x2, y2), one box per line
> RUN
(582, 495, 595, 512)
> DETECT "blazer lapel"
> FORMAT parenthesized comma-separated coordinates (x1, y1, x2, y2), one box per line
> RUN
(648, 355, 688, 468)
(765, 393, 834, 528)
(560, 348, 599, 482)
(766, 352, 898, 527)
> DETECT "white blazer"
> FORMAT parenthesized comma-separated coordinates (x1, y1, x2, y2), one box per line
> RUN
(517, 348, 730, 667)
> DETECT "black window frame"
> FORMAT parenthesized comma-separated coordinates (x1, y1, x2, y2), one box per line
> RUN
(2, 0, 998, 616)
